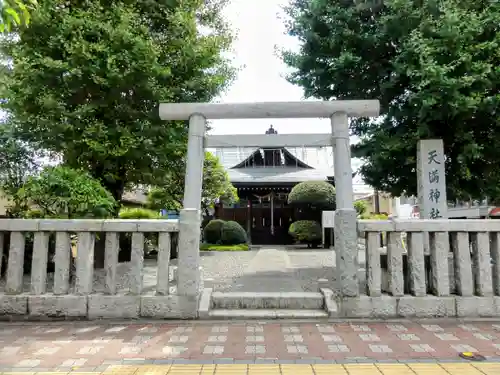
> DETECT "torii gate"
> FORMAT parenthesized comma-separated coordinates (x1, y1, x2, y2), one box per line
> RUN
(159, 101, 380, 299)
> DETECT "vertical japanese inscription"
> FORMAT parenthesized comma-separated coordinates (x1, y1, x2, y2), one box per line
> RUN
(427, 149, 442, 218)
(417, 140, 447, 219)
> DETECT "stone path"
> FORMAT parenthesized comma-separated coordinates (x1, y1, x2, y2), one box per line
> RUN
(0, 245, 366, 294)
(0, 320, 500, 373)
(202, 245, 369, 293)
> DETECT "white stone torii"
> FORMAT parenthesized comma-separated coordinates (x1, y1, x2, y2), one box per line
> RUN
(159, 100, 380, 298)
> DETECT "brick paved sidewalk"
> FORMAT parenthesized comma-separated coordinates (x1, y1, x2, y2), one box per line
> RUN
(1, 320, 500, 371)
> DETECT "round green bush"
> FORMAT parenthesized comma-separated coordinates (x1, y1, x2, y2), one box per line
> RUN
(203, 219, 225, 244)
(289, 220, 322, 244)
(288, 181, 335, 209)
(220, 221, 247, 245)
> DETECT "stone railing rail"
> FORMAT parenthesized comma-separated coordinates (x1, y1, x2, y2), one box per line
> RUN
(0, 217, 201, 320)
(351, 219, 500, 318)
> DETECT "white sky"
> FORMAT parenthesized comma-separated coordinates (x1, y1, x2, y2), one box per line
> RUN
(209, 0, 331, 135)
(209, 0, 371, 191)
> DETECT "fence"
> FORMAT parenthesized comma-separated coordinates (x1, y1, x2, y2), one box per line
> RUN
(353, 219, 500, 318)
(2, 216, 500, 320)
(0, 211, 201, 320)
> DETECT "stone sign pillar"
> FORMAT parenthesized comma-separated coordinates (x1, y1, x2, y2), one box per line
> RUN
(417, 139, 448, 220)
(331, 112, 358, 297)
(417, 138, 448, 265)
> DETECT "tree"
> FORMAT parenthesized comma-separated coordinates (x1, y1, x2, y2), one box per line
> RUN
(16, 166, 117, 218)
(1, 0, 235, 207)
(0, 122, 39, 198)
(1, 0, 37, 32)
(354, 200, 367, 216)
(282, 0, 500, 202)
(147, 151, 238, 214)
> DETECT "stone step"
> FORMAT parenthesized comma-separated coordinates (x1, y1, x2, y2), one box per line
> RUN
(208, 309, 329, 319)
(211, 291, 324, 310)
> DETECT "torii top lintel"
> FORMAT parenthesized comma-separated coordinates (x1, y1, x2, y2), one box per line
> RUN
(158, 100, 380, 121)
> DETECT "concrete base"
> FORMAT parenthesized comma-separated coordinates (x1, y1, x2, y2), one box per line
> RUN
(320, 288, 339, 317)
(88, 295, 140, 319)
(2, 293, 500, 320)
(455, 296, 500, 317)
(341, 296, 398, 318)
(206, 290, 335, 320)
(29, 295, 87, 317)
(211, 291, 324, 310)
(341, 295, 500, 318)
(0, 295, 28, 316)
(198, 288, 212, 319)
(397, 296, 456, 317)
(141, 294, 199, 319)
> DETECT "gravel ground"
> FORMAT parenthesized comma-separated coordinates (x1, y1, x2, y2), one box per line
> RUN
(0, 244, 368, 294)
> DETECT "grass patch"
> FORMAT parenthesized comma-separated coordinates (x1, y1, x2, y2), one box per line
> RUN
(200, 243, 249, 251)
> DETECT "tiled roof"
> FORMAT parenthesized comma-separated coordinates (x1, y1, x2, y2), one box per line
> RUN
(208, 146, 371, 191)
(210, 146, 334, 170)
(227, 167, 333, 184)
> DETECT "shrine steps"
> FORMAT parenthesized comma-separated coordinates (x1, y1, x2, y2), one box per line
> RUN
(199, 289, 338, 319)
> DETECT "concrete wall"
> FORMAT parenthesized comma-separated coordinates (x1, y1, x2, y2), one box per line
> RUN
(351, 219, 500, 318)
(0, 213, 201, 320)
(2, 216, 500, 320)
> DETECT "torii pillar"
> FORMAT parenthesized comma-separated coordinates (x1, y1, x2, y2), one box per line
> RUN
(159, 101, 380, 299)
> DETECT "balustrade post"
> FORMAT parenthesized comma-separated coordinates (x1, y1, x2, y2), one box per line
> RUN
(5, 232, 26, 294)
(75, 232, 95, 295)
(104, 232, 119, 295)
(30, 232, 50, 295)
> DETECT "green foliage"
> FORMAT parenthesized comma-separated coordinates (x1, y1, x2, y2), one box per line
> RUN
(147, 152, 238, 212)
(360, 213, 389, 220)
(203, 152, 238, 210)
(1, 0, 236, 203)
(288, 181, 335, 209)
(200, 243, 249, 251)
(147, 187, 182, 212)
(0, 123, 40, 198)
(289, 220, 322, 243)
(119, 207, 160, 219)
(16, 166, 117, 218)
(283, 0, 500, 202)
(0, 0, 37, 32)
(220, 220, 247, 245)
(203, 219, 225, 244)
(354, 200, 368, 216)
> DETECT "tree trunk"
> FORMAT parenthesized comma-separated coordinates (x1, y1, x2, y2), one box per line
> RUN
(92, 170, 126, 268)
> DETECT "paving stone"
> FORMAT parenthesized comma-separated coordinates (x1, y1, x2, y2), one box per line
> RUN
(369, 344, 393, 353)
(0, 320, 499, 368)
(203, 345, 224, 355)
(328, 344, 350, 353)
(321, 334, 342, 342)
(245, 335, 264, 343)
(410, 344, 435, 353)
(359, 334, 380, 342)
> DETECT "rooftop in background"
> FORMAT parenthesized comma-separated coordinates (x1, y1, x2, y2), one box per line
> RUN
(207, 125, 372, 193)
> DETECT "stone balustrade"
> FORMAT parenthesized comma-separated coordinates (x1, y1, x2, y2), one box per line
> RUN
(352, 219, 500, 318)
(0, 215, 201, 320)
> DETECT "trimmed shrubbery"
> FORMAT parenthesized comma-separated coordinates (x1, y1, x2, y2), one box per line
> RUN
(220, 220, 247, 245)
(288, 181, 336, 209)
(289, 220, 322, 248)
(203, 219, 225, 244)
(202, 219, 248, 249)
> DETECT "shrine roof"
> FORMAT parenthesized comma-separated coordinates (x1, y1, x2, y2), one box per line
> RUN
(207, 146, 335, 184)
